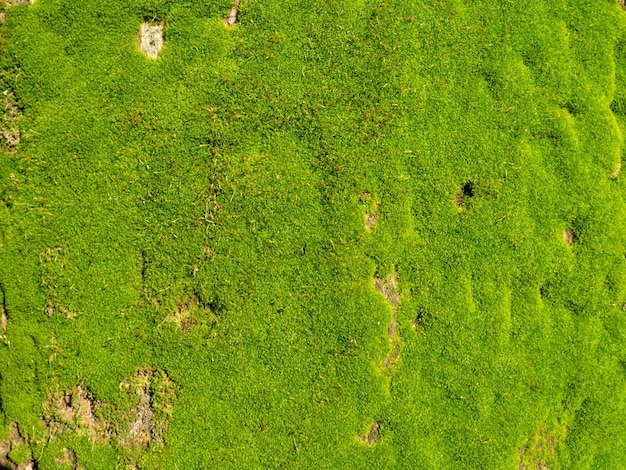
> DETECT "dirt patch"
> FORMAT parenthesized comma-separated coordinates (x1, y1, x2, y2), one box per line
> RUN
(223, 0, 240, 27)
(357, 421, 381, 445)
(1, 91, 22, 149)
(119, 367, 176, 449)
(0, 422, 35, 470)
(137, 22, 164, 58)
(563, 229, 574, 246)
(621, 0, 626, 11)
(167, 296, 198, 332)
(455, 181, 475, 207)
(44, 385, 110, 442)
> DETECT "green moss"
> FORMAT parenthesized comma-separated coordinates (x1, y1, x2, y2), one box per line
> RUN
(0, 0, 626, 468)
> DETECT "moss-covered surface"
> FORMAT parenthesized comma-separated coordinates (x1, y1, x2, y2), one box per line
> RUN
(1, 0, 626, 468)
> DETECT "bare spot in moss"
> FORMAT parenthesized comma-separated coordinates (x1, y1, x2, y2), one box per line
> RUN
(455, 180, 475, 208)
(357, 421, 381, 445)
(1, 91, 22, 149)
(365, 213, 378, 229)
(0, 422, 35, 470)
(621, 0, 626, 10)
(54, 448, 77, 469)
(373, 273, 400, 309)
(44, 369, 176, 453)
(137, 22, 164, 58)
(563, 229, 574, 246)
(167, 296, 198, 332)
(223, 0, 240, 26)
(359, 191, 380, 230)
(517, 426, 562, 470)
(2, 0, 33, 7)
(119, 367, 176, 449)
(373, 273, 401, 369)
(44, 385, 111, 442)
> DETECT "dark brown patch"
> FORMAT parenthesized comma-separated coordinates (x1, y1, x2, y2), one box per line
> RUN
(455, 181, 474, 207)
(563, 229, 574, 246)
(223, 0, 240, 26)
(357, 421, 381, 445)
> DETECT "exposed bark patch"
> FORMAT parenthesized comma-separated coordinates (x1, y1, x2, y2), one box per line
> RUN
(137, 22, 164, 58)
(563, 229, 574, 246)
(373, 273, 400, 309)
(0, 422, 35, 470)
(373, 273, 401, 369)
(44, 385, 110, 442)
(359, 192, 380, 230)
(2, 0, 33, 7)
(43, 369, 176, 452)
(357, 421, 381, 445)
(1, 91, 22, 149)
(223, 0, 240, 27)
(54, 448, 77, 469)
(365, 213, 378, 229)
(119, 367, 176, 449)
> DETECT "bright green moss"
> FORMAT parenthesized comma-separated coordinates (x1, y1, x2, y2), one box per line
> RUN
(0, 0, 626, 468)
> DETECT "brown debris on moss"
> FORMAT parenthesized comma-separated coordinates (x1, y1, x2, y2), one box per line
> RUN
(357, 421, 381, 445)
(563, 229, 574, 246)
